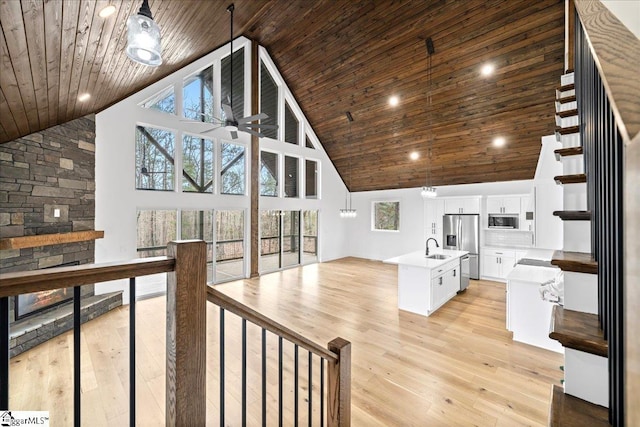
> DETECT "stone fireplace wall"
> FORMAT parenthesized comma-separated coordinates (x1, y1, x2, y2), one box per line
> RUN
(0, 114, 121, 356)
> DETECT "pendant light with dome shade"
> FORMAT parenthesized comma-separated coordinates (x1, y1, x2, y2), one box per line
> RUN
(126, 0, 162, 67)
(340, 111, 357, 218)
(421, 37, 437, 199)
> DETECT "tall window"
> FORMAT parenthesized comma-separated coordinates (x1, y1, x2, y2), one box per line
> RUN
(181, 210, 214, 281)
(183, 66, 214, 122)
(136, 210, 177, 257)
(372, 201, 400, 231)
(305, 159, 318, 199)
(135, 126, 175, 191)
(220, 142, 245, 195)
(221, 48, 245, 121)
(284, 102, 299, 145)
(182, 135, 213, 193)
(260, 62, 278, 139)
(303, 210, 318, 264)
(215, 210, 245, 282)
(260, 151, 278, 196)
(142, 86, 175, 115)
(260, 210, 280, 272)
(284, 155, 298, 198)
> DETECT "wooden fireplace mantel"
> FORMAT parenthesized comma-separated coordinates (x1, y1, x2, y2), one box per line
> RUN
(0, 230, 104, 250)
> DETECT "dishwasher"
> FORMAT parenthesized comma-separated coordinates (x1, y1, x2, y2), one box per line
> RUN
(460, 255, 470, 291)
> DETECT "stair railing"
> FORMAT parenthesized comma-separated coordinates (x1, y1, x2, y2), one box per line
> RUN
(1, 239, 351, 426)
(572, 1, 640, 425)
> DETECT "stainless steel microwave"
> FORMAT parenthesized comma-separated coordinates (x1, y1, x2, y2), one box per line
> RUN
(488, 215, 519, 229)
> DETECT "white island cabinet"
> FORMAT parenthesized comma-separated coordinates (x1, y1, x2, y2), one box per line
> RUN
(384, 250, 469, 316)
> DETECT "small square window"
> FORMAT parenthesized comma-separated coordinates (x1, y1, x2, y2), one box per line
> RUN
(372, 201, 400, 231)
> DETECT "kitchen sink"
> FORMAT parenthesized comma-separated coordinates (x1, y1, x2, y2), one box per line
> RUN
(426, 254, 450, 259)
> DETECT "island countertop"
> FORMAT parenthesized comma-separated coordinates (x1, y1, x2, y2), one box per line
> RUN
(384, 249, 469, 269)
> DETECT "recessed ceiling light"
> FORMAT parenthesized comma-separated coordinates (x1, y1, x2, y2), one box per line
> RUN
(409, 151, 419, 160)
(99, 5, 116, 18)
(481, 63, 495, 77)
(493, 136, 506, 147)
(78, 93, 91, 102)
(389, 96, 399, 107)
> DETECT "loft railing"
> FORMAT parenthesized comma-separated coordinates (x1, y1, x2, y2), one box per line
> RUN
(572, 0, 640, 425)
(207, 287, 350, 426)
(0, 240, 350, 425)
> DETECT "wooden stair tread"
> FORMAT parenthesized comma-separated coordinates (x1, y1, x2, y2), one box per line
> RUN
(554, 173, 587, 184)
(557, 109, 578, 118)
(553, 210, 591, 221)
(549, 305, 607, 357)
(554, 147, 583, 159)
(551, 250, 597, 274)
(556, 95, 576, 104)
(555, 125, 580, 135)
(557, 83, 575, 92)
(548, 385, 609, 426)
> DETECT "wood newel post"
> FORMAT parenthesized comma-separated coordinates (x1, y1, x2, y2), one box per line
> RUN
(327, 337, 351, 427)
(166, 240, 207, 426)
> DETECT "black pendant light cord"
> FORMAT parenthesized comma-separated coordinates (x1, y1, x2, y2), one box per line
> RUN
(227, 4, 234, 111)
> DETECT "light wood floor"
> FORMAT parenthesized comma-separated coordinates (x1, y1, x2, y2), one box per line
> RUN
(9, 257, 563, 426)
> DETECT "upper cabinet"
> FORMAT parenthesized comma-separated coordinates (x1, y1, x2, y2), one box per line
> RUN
(443, 197, 480, 214)
(424, 199, 445, 241)
(486, 196, 521, 214)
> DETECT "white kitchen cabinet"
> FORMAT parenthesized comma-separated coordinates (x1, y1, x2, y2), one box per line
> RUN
(424, 198, 445, 243)
(487, 196, 521, 214)
(430, 260, 460, 312)
(444, 197, 480, 214)
(482, 248, 517, 281)
(520, 196, 534, 232)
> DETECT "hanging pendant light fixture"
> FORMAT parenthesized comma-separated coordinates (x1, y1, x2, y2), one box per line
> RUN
(340, 111, 357, 218)
(126, 0, 162, 67)
(422, 37, 437, 199)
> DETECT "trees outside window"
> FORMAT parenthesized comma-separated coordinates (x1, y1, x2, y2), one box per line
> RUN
(135, 126, 175, 191)
(220, 142, 245, 195)
(372, 201, 400, 231)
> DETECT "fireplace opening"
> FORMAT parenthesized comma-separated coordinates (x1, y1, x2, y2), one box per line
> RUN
(14, 261, 79, 320)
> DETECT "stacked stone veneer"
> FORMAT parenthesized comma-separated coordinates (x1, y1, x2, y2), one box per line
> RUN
(0, 115, 122, 356)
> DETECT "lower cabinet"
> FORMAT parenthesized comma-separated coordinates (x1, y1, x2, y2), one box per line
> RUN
(397, 259, 461, 316)
(482, 248, 518, 281)
(430, 260, 460, 312)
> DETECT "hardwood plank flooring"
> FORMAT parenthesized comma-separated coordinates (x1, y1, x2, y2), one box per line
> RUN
(8, 257, 563, 426)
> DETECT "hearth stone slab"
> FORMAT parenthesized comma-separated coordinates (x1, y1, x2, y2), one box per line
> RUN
(9, 291, 123, 357)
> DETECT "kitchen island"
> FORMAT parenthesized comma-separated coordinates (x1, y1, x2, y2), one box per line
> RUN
(384, 249, 469, 316)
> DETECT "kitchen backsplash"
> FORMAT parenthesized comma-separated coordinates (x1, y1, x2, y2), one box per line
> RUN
(484, 229, 533, 248)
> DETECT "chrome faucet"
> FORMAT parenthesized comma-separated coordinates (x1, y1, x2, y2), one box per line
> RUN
(425, 238, 439, 256)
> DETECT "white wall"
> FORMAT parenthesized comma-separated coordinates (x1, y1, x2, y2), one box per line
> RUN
(601, 0, 640, 39)
(347, 180, 535, 261)
(95, 38, 348, 302)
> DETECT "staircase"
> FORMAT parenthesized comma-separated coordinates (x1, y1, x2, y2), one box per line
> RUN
(547, 71, 609, 425)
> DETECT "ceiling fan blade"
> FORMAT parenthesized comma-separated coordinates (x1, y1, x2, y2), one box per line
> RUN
(201, 125, 223, 135)
(230, 130, 238, 139)
(222, 103, 235, 122)
(240, 123, 278, 130)
(237, 113, 268, 123)
(240, 128, 265, 138)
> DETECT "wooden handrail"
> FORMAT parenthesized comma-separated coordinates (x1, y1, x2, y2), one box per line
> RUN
(574, 0, 640, 145)
(206, 285, 339, 363)
(0, 256, 175, 297)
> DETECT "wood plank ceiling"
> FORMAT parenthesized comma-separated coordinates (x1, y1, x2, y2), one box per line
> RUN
(0, 0, 564, 191)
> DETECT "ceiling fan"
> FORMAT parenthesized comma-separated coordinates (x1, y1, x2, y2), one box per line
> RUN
(183, 3, 277, 140)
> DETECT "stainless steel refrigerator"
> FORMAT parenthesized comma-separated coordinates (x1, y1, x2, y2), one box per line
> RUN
(443, 214, 480, 287)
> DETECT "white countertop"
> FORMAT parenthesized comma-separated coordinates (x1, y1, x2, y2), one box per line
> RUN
(383, 249, 469, 270)
(507, 264, 560, 283)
